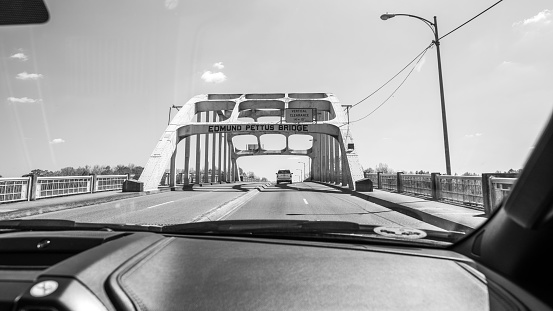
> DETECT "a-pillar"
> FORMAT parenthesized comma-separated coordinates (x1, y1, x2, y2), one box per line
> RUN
(195, 113, 201, 184)
(211, 111, 217, 184)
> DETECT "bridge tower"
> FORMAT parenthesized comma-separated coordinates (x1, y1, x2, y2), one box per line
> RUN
(132, 93, 365, 191)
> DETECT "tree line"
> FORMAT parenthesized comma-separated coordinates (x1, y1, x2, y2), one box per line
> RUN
(21, 164, 145, 180)
(363, 163, 522, 176)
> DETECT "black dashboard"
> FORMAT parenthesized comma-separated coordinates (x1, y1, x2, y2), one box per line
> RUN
(0, 230, 534, 311)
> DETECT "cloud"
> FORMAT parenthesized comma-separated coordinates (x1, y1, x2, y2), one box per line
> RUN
(16, 72, 44, 80)
(164, 0, 178, 10)
(464, 133, 483, 138)
(513, 9, 552, 27)
(415, 56, 426, 72)
(50, 138, 65, 144)
(7, 97, 41, 104)
(201, 71, 227, 83)
(213, 62, 225, 69)
(10, 52, 28, 61)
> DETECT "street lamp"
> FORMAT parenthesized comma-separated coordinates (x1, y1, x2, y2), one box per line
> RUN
(380, 13, 452, 175)
(298, 162, 306, 181)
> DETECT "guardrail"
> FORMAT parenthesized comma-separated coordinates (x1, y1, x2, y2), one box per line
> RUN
(0, 174, 128, 203)
(489, 177, 516, 208)
(364, 172, 517, 215)
(159, 173, 262, 185)
(159, 173, 226, 186)
(0, 177, 31, 203)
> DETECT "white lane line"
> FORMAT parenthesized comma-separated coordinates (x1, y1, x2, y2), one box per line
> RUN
(303, 198, 309, 205)
(147, 201, 175, 209)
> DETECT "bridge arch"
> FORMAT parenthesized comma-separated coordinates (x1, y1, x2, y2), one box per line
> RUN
(136, 93, 364, 191)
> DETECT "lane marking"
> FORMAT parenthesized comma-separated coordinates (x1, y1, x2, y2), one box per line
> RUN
(303, 198, 309, 205)
(147, 201, 175, 209)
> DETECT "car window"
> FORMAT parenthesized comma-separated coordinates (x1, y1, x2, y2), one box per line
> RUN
(0, 0, 551, 247)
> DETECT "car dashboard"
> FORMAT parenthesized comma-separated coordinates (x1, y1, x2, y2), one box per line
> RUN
(0, 229, 532, 311)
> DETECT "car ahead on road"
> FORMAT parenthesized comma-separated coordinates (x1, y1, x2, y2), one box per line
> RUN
(276, 169, 293, 184)
(1, 1, 552, 310)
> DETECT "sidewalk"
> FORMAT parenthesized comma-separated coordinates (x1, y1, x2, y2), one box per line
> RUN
(318, 182, 487, 233)
(0, 190, 157, 220)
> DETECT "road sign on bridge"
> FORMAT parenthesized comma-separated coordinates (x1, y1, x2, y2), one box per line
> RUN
(285, 108, 315, 123)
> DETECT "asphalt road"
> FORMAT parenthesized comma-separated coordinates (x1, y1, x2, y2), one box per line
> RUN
(26, 183, 264, 225)
(26, 182, 441, 230)
(224, 182, 442, 231)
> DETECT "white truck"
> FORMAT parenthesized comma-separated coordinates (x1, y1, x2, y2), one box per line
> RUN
(276, 169, 293, 184)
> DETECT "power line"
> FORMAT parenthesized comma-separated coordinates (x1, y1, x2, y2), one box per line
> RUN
(343, 43, 432, 126)
(440, 0, 504, 40)
(351, 45, 432, 109)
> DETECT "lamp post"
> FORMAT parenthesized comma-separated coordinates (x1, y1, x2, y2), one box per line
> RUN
(298, 162, 306, 181)
(380, 13, 451, 175)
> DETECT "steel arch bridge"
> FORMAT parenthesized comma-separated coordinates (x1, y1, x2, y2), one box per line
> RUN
(134, 93, 365, 191)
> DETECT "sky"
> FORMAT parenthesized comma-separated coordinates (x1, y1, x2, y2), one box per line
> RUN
(1, 0, 552, 180)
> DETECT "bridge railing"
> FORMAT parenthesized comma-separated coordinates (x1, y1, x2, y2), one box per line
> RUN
(36, 176, 92, 199)
(94, 175, 128, 192)
(158, 172, 263, 186)
(364, 172, 517, 216)
(0, 177, 31, 203)
(489, 177, 516, 208)
(159, 173, 230, 186)
(0, 174, 128, 203)
(380, 174, 398, 192)
(401, 174, 433, 198)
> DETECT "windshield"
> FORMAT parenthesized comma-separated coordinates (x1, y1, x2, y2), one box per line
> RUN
(1, 0, 552, 246)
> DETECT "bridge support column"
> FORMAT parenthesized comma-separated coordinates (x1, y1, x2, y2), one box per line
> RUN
(183, 137, 190, 185)
(169, 148, 177, 190)
(322, 132, 327, 182)
(228, 137, 233, 182)
(218, 128, 223, 183)
(195, 113, 201, 184)
(231, 158, 237, 182)
(334, 138, 340, 184)
(211, 111, 217, 184)
(329, 135, 335, 183)
(223, 134, 227, 182)
(204, 111, 210, 183)
(313, 135, 320, 180)
(341, 143, 348, 187)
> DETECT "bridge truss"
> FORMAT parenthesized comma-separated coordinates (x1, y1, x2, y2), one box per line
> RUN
(135, 93, 365, 191)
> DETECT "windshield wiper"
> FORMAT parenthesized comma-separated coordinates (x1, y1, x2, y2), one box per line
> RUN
(0, 219, 465, 243)
(161, 220, 465, 243)
(0, 219, 162, 232)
